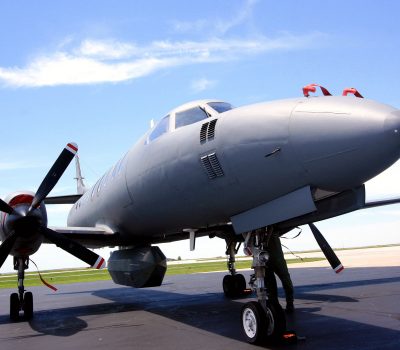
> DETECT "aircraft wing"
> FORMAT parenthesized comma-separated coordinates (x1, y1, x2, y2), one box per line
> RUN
(48, 226, 121, 248)
(44, 194, 82, 204)
(364, 197, 400, 209)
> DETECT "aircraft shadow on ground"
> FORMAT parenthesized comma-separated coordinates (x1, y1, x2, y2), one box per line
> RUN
(0, 266, 399, 349)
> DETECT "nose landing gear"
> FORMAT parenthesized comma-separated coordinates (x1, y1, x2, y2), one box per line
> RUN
(10, 257, 33, 321)
(240, 228, 286, 344)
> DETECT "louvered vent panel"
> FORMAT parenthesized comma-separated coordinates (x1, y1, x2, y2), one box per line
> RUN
(207, 119, 217, 140)
(200, 155, 217, 179)
(200, 122, 209, 143)
(208, 153, 224, 177)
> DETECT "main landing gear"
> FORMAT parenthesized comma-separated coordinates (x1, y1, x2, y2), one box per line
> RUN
(222, 240, 248, 298)
(240, 229, 286, 345)
(10, 257, 33, 321)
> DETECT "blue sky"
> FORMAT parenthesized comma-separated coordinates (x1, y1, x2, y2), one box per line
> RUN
(1, 0, 400, 272)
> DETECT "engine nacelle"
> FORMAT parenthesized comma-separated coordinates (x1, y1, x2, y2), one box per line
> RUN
(107, 246, 167, 288)
(0, 191, 47, 257)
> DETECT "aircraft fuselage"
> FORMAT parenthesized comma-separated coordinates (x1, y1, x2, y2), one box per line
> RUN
(67, 96, 400, 239)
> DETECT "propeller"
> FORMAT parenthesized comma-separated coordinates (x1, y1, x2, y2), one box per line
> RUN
(41, 227, 105, 268)
(0, 233, 18, 268)
(0, 143, 105, 270)
(309, 223, 344, 273)
(30, 143, 78, 211)
(0, 198, 17, 215)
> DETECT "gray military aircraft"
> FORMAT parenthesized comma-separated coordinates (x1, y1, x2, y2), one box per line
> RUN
(1, 84, 400, 344)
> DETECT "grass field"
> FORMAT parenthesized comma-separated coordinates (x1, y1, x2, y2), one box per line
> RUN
(0, 257, 323, 289)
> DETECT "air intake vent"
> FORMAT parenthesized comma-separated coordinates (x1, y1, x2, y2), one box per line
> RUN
(200, 119, 218, 144)
(200, 152, 224, 179)
(207, 119, 217, 140)
(200, 123, 208, 143)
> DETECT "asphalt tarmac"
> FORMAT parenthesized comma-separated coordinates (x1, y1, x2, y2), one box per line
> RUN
(0, 261, 399, 349)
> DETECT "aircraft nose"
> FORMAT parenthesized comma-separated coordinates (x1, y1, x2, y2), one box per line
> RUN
(384, 110, 400, 147)
(290, 98, 400, 191)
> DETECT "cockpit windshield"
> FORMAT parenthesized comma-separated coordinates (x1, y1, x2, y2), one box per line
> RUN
(148, 114, 170, 142)
(146, 100, 235, 144)
(207, 102, 234, 113)
(175, 107, 208, 130)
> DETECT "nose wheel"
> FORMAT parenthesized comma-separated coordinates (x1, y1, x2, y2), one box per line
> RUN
(240, 228, 287, 344)
(9, 257, 33, 321)
(241, 300, 286, 344)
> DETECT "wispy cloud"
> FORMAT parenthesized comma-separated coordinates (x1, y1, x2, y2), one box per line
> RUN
(191, 78, 217, 93)
(215, 0, 258, 35)
(0, 32, 325, 88)
(173, 0, 258, 35)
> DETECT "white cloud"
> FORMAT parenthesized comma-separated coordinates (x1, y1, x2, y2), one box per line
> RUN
(0, 32, 326, 88)
(76, 39, 138, 59)
(191, 78, 217, 92)
(215, 0, 258, 35)
(173, 0, 258, 35)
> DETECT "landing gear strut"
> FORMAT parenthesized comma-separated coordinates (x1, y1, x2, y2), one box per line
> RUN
(241, 228, 286, 344)
(10, 257, 33, 321)
(222, 240, 247, 298)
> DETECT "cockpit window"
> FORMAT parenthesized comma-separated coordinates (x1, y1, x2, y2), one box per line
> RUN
(148, 115, 170, 142)
(207, 102, 234, 113)
(175, 107, 208, 129)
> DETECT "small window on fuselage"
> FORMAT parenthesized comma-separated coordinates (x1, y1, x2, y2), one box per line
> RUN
(175, 107, 208, 129)
(148, 115, 170, 142)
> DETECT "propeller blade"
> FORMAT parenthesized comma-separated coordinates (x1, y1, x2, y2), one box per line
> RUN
(309, 223, 344, 273)
(0, 198, 18, 215)
(41, 227, 106, 269)
(30, 143, 78, 211)
(0, 233, 17, 268)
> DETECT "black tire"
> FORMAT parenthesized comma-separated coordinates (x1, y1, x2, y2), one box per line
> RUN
(241, 301, 269, 344)
(234, 274, 246, 293)
(223, 275, 235, 297)
(264, 300, 286, 341)
(10, 293, 20, 322)
(223, 274, 247, 298)
(23, 292, 33, 320)
(241, 300, 286, 344)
